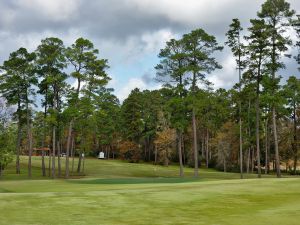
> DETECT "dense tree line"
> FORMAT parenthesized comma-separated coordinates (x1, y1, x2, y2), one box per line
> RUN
(0, 0, 299, 178)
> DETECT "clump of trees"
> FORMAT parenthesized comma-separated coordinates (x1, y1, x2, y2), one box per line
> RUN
(0, 0, 299, 179)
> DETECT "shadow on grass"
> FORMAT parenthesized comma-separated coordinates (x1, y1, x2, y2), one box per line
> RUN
(68, 177, 201, 185)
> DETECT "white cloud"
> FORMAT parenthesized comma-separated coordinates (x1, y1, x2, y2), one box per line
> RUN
(115, 77, 161, 102)
(116, 78, 147, 101)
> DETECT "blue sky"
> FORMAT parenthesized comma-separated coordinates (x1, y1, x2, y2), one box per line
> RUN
(0, 0, 299, 102)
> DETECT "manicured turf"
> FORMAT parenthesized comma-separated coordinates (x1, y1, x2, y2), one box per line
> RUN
(0, 157, 299, 225)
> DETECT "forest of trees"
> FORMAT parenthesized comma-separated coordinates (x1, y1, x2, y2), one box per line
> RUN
(0, 0, 299, 179)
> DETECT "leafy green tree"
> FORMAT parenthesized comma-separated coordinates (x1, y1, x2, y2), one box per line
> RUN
(36, 37, 67, 178)
(283, 76, 300, 173)
(182, 28, 223, 177)
(156, 38, 188, 176)
(258, 0, 295, 178)
(64, 38, 109, 178)
(0, 48, 37, 176)
(226, 18, 245, 178)
(244, 19, 271, 178)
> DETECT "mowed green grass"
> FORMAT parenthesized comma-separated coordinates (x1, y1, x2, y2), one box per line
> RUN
(0, 157, 300, 225)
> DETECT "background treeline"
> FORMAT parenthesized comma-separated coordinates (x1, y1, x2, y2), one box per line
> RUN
(0, 0, 299, 179)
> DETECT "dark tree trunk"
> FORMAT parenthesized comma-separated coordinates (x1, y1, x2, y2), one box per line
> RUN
(251, 147, 254, 174)
(272, 107, 281, 177)
(293, 103, 298, 174)
(51, 127, 56, 179)
(265, 118, 269, 174)
(206, 129, 209, 168)
(57, 140, 61, 177)
(16, 101, 22, 174)
(77, 152, 82, 173)
(178, 130, 184, 177)
(256, 60, 262, 178)
(26, 97, 33, 178)
(65, 120, 73, 178)
(247, 147, 250, 174)
(192, 109, 198, 177)
(42, 91, 47, 177)
(71, 135, 75, 175)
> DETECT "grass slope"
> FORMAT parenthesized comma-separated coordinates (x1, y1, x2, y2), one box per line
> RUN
(0, 157, 299, 225)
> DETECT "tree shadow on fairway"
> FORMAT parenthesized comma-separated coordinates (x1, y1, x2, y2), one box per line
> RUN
(68, 177, 201, 185)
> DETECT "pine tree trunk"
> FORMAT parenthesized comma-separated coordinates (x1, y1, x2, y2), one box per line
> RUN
(65, 120, 73, 178)
(178, 130, 184, 177)
(51, 126, 56, 179)
(192, 109, 199, 177)
(265, 118, 269, 174)
(42, 93, 47, 177)
(251, 147, 254, 174)
(238, 50, 243, 179)
(272, 107, 281, 178)
(16, 101, 22, 174)
(26, 98, 33, 178)
(57, 140, 61, 177)
(293, 104, 298, 174)
(82, 151, 85, 173)
(247, 148, 250, 174)
(182, 135, 186, 166)
(77, 152, 82, 173)
(206, 129, 209, 168)
(71, 136, 75, 175)
(256, 95, 261, 178)
(41, 150, 46, 176)
(48, 150, 51, 177)
(239, 109, 243, 178)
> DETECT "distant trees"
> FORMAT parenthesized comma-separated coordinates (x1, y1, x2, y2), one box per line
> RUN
(0, 0, 299, 180)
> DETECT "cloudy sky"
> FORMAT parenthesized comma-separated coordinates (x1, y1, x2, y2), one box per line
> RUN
(0, 0, 300, 101)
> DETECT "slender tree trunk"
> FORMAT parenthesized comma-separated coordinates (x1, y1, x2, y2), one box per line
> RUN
(238, 50, 243, 179)
(178, 130, 184, 177)
(144, 140, 147, 161)
(192, 109, 198, 177)
(272, 107, 281, 177)
(77, 152, 82, 173)
(293, 104, 298, 174)
(51, 126, 56, 179)
(256, 62, 262, 178)
(270, 27, 281, 178)
(26, 97, 33, 178)
(265, 118, 269, 174)
(82, 151, 85, 173)
(201, 134, 205, 159)
(182, 135, 186, 166)
(247, 147, 250, 174)
(148, 136, 151, 161)
(65, 120, 73, 178)
(16, 102, 22, 174)
(71, 135, 75, 175)
(57, 140, 61, 177)
(256, 93, 261, 178)
(41, 92, 47, 176)
(48, 149, 51, 177)
(251, 147, 254, 174)
(206, 129, 209, 168)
